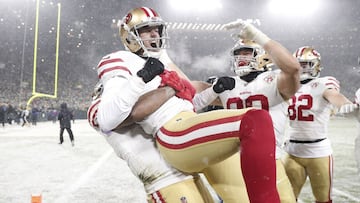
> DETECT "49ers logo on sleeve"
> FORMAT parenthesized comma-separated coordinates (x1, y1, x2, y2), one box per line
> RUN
(263, 75, 274, 84)
(311, 82, 319, 88)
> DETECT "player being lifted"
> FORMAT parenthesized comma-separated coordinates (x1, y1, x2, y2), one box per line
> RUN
(87, 7, 233, 202)
(193, 37, 300, 203)
(95, 7, 281, 203)
(88, 82, 219, 203)
(283, 46, 357, 203)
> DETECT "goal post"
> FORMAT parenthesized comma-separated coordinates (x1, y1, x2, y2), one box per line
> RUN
(27, 0, 61, 108)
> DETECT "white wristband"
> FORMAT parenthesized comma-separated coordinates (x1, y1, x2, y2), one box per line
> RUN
(244, 23, 271, 46)
(253, 31, 271, 47)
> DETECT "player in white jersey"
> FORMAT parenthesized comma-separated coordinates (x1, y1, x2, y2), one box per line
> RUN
(90, 7, 223, 202)
(193, 39, 300, 203)
(87, 82, 218, 203)
(283, 46, 355, 203)
(355, 88, 360, 173)
(95, 7, 283, 203)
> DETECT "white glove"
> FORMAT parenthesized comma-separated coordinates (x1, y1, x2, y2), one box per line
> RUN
(223, 19, 270, 46)
(338, 103, 358, 114)
(222, 19, 247, 30)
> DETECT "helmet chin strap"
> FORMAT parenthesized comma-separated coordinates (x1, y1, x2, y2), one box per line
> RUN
(143, 50, 162, 58)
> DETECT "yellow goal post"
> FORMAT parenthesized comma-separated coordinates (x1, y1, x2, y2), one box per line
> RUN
(26, 0, 61, 108)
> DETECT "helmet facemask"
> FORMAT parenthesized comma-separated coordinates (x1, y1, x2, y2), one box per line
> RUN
(231, 40, 272, 77)
(133, 22, 168, 56)
(299, 60, 321, 81)
(232, 47, 258, 76)
(120, 7, 169, 58)
(294, 46, 322, 81)
(92, 81, 103, 100)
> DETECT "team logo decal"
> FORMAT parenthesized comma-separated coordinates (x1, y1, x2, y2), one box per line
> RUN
(312, 49, 320, 57)
(124, 13, 132, 24)
(311, 82, 319, 88)
(264, 75, 274, 83)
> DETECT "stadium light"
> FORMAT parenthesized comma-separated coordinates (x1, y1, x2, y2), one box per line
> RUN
(268, 0, 321, 17)
(169, 0, 222, 12)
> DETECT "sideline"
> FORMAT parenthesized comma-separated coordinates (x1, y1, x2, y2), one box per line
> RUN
(54, 148, 114, 203)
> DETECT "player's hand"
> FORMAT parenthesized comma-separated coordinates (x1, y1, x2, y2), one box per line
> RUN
(159, 70, 184, 92)
(213, 76, 235, 93)
(137, 57, 165, 83)
(176, 78, 196, 102)
(160, 70, 195, 102)
(338, 103, 358, 114)
(223, 19, 270, 46)
(222, 19, 247, 30)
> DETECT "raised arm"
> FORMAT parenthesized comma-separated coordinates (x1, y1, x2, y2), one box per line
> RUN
(264, 40, 301, 100)
(223, 19, 301, 100)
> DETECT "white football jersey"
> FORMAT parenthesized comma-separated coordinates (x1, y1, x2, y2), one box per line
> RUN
(96, 50, 193, 135)
(87, 97, 192, 194)
(285, 76, 339, 158)
(355, 88, 360, 122)
(355, 88, 360, 105)
(218, 71, 286, 158)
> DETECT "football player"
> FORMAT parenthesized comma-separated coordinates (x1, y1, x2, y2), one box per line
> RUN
(283, 46, 355, 203)
(193, 39, 300, 203)
(355, 88, 360, 173)
(96, 7, 280, 203)
(87, 82, 218, 203)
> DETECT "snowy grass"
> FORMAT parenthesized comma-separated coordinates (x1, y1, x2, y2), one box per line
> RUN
(0, 116, 359, 202)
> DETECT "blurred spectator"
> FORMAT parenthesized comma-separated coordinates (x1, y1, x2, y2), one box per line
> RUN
(6, 103, 18, 125)
(48, 109, 58, 123)
(31, 106, 39, 126)
(0, 103, 6, 127)
(70, 109, 75, 124)
(58, 102, 75, 146)
(21, 106, 30, 127)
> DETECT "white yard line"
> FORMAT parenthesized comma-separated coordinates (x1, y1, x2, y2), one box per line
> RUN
(333, 188, 360, 202)
(54, 148, 114, 203)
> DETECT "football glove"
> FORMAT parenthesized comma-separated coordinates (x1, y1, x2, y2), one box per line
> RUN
(338, 103, 358, 114)
(160, 70, 195, 102)
(213, 76, 236, 94)
(159, 70, 184, 91)
(176, 78, 196, 102)
(223, 19, 270, 46)
(137, 57, 165, 83)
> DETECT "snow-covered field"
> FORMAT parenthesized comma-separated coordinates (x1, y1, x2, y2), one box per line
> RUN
(0, 116, 359, 203)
